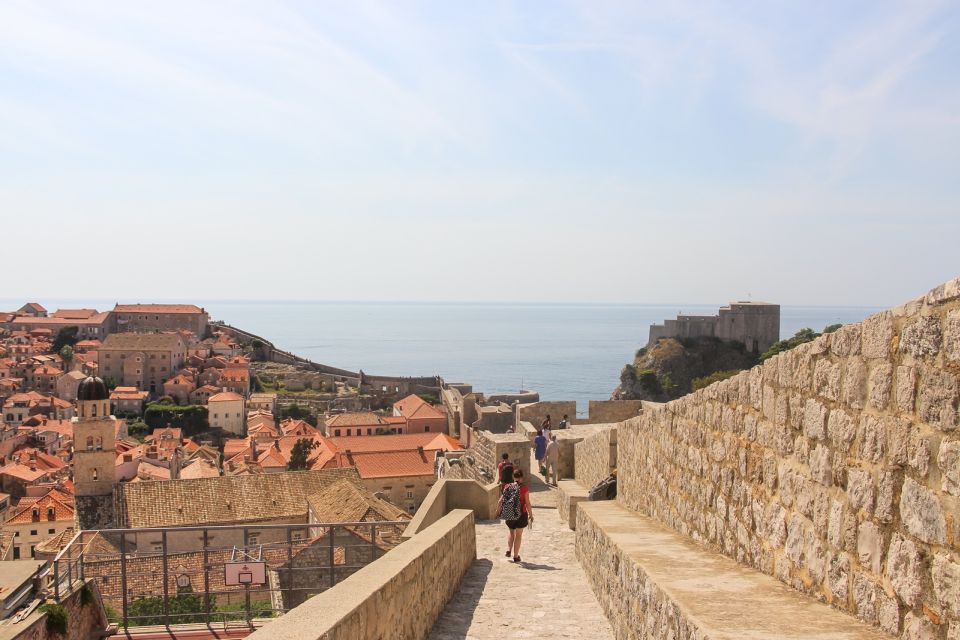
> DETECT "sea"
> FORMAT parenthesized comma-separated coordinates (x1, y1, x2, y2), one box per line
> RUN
(4, 299, 882, 416)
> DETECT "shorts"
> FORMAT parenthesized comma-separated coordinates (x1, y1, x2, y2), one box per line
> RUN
(506, 512, 529, 529)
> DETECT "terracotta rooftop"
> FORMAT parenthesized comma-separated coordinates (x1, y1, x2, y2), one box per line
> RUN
(51, 308, 98, 320)
(113, 304, 205, 314)
(324, 449, 434, 479)
(326, 432, 461, 454)
(115, 467, 363, 528)
(209, 391, 243, 402)
(393, 393, 445, 419)
(4, 489, 74, 524)
(325, 412, 388, 428)
(0, 463, 48, 482)
(306, 480, 410, 523)
(101, 333, 184, 351)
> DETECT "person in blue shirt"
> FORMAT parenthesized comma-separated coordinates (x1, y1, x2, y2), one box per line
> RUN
(534, 429, 548, 476)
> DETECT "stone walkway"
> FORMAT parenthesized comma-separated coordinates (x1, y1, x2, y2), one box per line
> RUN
(428, 457, 614, 639)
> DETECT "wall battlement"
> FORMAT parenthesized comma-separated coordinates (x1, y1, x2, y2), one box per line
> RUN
(619, 276, 960, 637)
(648, 300, 781, 353)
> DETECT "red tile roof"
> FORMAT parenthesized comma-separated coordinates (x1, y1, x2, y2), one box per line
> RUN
(393, 394, 446, 419)
(114, 304, 205, 314)
(324, 412, 388, 428)
(209, 391, 243, 402)
(323, 449, 434, 479)
(326, 433, 461, 454)
(4, 489, 74, 524)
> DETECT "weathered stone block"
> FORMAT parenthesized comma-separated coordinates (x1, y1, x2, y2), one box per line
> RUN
(831, 323, 862, 357)
(829, 408, 857, 453)
(847, 468, 875, 515)
(876, 469, 900, 524)
(858, 415, 886, 464)
(918, 368, 959, 432)
(933, 553, 960, 619)
(853, 572, 879, 625)
(862, 311, 894, 359)
(899, 315, 942, 358)
(945, 309, 960, 362)
(902, 611, 937, 640)
(844, 357, 868, 409)
(804, 399, 828, 441)
(810, 444, 832, 486)
(899, 477, 946, 544)
(886, 533, 924, 607)
(868, 363, 892, 410)
(897, 365, 918, 414)
(857, 520, 885, 574)
(815, 359, 842, 402)
(939, 439, 960, 495)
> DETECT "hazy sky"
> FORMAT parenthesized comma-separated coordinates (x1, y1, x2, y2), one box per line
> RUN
(1, 1, 957, 305)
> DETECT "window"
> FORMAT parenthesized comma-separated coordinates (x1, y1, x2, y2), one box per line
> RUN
(30, 529, 38, 536)
(335, 430, 341, 436)
(424, 426, 430, 432)
(248, 534, 260, 546)
(105, 353, 111, 359)
(150, 354, 156, 359)
(48, 528, 55, 534)
(47, 507, 55, 520)
(346, 429, 351, 436)
(213, 413, 218, 419)
(292, 531, 303, 541)
(13, 547, 19, 560)
(406, 491, 413, 499)
(92, 468, 98, 481)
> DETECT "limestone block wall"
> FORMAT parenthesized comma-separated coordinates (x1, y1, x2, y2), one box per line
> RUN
(618, 277, 960, 638)
(574, 426, 618, 489)
(17, 580, 109, 640)
(587, 400, 643, 424)
(554, 424, 616, 480)
(247, 510, 476, 640)
(447, 428, 530, 483)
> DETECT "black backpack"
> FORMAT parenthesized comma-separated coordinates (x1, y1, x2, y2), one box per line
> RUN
(499, 462, 514, 484)
(499, 483, 522, 521)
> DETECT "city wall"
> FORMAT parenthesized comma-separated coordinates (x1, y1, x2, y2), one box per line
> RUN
(587, 399, 644, 424)
(613, 277, 960, 637)
(13, 580, 109, 640)
(448, 427, 530, 484)
(516, 400, 576, 430)
(246, 509, 476, 640)
(574, 426, 618, 489)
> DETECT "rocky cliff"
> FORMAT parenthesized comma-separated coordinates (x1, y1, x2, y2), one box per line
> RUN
(612, 336, 759, 402)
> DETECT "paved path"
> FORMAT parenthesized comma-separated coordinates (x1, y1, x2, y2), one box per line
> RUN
(428, 456, 614, 640)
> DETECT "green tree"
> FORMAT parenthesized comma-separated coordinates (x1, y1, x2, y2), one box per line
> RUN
(692, 369, 742, 391)
(281, 403, 318, 426)
(143, 403, 209, 435)
(127, 587, 206, 626)
(823, 323, 843, 334)
(287, 437, 319, 471)
(760, 328, 821, 361)
(52, 326, 80, 353)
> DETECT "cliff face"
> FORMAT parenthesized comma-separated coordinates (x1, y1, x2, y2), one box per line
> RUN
(612, 337, 759, 402)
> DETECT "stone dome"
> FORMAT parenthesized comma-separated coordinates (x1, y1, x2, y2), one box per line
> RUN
(77, 376, 109, 401)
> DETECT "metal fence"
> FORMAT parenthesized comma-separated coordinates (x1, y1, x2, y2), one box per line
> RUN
(51, 520, 407, 628)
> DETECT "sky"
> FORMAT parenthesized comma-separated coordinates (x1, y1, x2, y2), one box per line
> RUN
(0, 1, 957, 306)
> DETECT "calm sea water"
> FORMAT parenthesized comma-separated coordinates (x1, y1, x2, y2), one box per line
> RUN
(5, 299, 880, 414)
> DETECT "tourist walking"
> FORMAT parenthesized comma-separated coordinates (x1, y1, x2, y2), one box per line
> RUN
(559, 414, 569, 429)
(497, 453, 515, 492)
(545, 434, 559, 485)
(534, 429, 547, 475)
(541, 414, 552, 436)
(499, 468, 532, 562)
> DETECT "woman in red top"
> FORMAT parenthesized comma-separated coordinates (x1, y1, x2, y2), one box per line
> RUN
(505, 468, 533, 562)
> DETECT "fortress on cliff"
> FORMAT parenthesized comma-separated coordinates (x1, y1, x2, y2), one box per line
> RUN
(648, 300, 780, 353)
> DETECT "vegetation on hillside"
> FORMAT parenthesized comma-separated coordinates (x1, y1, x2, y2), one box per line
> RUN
(759, 324, 843, 361)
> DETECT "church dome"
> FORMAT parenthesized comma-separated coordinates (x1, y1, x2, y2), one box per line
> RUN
(77, 376, 109, 401)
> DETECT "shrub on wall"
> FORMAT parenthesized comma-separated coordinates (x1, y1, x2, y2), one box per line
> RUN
(39, 603, 69, 636)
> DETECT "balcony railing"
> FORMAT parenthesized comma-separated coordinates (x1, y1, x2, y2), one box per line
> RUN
(51, 520, 407, 629)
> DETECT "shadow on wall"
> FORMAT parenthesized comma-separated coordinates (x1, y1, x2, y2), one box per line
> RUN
(425, 558, 493, 639)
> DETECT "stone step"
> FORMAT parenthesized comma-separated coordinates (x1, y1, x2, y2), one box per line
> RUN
(576, 501, 893, 640)
(556, 479, 590, 530)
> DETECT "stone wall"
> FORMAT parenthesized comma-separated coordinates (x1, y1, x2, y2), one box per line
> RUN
(587, 400, 644, 424)
(617, 277, 960, 638)
(246, 509, 476, 640)
(554, 424, 616, 481)
(15, 580, 109, 640)
(516, 400, 577, 430)
(448, 428, 530, 484)
(574, 426, 617, 489)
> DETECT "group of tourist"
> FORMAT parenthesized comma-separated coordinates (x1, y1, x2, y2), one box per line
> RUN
(495, 413, 568, 563)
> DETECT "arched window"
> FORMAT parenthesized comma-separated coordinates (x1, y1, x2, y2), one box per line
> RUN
(91, 403, 97, 417)
(95, 436, 103, 451)
(47, 507, 55, 521)
(86, 436, 94, 450)
(92, 468, 98, 481)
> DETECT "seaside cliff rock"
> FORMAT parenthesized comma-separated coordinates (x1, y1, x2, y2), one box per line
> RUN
(612, 336, 759, 402)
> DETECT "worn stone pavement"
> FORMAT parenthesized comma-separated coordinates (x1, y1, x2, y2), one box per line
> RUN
(428, 454, 614, 640)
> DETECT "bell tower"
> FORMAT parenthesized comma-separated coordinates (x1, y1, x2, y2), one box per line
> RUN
(73, 376, 117, 529)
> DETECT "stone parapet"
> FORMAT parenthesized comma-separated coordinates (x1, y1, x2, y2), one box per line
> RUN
(247, 509, 476, 640)
(574, 425, 617, 489)
(557, 480, 589, 530)
(554, 424, 616, 480)
(616, 275, 960, 637)
(576, 500, 890, 640)
(449, 429, 530, 483)
(403, 479, 498, 540)
(586, 400, 644, 424)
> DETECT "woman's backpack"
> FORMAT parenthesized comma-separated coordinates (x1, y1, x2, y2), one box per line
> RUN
(497, 483, 522, 521)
